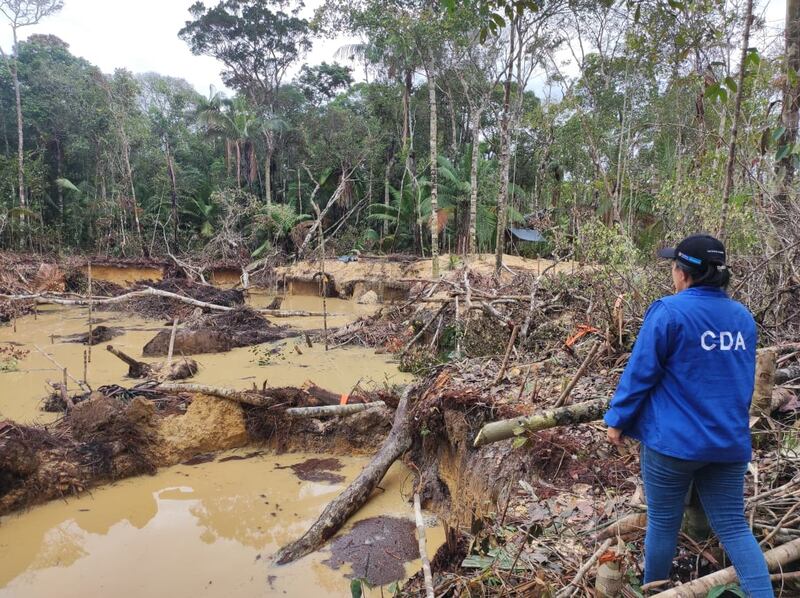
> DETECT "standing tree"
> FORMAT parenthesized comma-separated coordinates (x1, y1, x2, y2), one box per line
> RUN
(0, 0, 63, 237)
(179, 0, 311, 205)
(777, 0, 800, 208)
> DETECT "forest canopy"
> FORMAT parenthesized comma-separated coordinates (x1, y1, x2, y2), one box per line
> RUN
(0, 0, 797, 269)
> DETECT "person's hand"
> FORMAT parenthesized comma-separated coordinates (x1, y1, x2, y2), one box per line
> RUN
(607, 426, 624, 446)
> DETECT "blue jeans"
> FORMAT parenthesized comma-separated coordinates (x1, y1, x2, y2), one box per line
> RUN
(641, 446, 773, 597)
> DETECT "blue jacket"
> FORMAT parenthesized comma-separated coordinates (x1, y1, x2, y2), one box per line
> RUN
(604, 286, 756, 462)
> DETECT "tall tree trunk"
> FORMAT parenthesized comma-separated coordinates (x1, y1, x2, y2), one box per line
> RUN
(428, 70, 440, 277)
(11, 29, 26, 236)
(718, 0, 754, 240)
(165, 141, 179, 248)
(55, 137, 64, 234)
(495, 21, 516, 275)
(469, 107, 482, 255)
(235, 141, 242, 189)
(402, 69, 412, 152)
(777, 0, 800, 205)
(264, 140, 273, 206)
(383, 154, 394, 240)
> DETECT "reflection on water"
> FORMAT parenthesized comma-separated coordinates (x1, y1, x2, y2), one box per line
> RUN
(0, 453, 442, 598)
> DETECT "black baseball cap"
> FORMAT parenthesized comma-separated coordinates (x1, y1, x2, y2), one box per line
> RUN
(658, 234, 727, 270)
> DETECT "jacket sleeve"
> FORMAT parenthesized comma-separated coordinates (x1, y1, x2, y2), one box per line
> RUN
(604, 301, 673, 430)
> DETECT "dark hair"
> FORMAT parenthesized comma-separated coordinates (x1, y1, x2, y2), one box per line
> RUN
(675, 261, 731, 289)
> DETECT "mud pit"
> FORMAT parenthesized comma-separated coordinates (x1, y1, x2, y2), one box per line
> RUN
(0, 453, 443, 598)
(0, 288, 434, 597)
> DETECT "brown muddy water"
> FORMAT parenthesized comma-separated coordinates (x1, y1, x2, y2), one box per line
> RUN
(0, 294, 438, 597)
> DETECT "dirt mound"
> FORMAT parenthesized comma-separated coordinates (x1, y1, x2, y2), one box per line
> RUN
(64, 325, 123, 345)
(157, 394, 248, 463)
(0, 395, 160, 515)
(142, 307, 296, 356)
(107, 278, 245, 320)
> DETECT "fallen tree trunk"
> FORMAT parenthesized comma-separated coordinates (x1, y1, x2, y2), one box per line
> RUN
(473, 398, 609, 447)
(156, 383, 273, 407)
(651, 537, 800, 597)
(274, 385, 414, 565)
(285, 401, 386, 419)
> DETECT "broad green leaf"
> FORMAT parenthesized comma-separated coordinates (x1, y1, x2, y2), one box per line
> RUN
(724, 76, 737, 93)
(772, 126, 787, 143)
(350, 579, 363, 598)
(775, 144, 791, 162)
(56, 178, 80, 193)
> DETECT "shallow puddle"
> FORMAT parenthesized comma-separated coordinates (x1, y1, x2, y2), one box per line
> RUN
(0, 452, 443, 597)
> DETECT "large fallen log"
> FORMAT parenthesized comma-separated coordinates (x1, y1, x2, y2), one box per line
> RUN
(651, 537, 800, 597)
(274, 385, 414, 565)
(473, 398, 609, 447)
(156, 382, 274, 407)
(155, 381, 363, 409)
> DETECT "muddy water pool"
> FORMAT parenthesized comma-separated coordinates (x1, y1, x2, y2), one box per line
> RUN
(0, 454, 442, 598)
(0, 296, 434, 597)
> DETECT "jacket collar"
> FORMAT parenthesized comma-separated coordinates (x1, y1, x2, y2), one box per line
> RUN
(681, 286, 728, 297)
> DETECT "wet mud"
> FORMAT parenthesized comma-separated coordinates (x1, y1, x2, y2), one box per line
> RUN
(276, 457, 346, 484)
(323, 516, 421, 586)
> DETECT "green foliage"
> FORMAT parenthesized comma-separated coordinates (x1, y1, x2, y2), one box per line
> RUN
(577, 221, 642, 266)
(707, 584, 746, 598)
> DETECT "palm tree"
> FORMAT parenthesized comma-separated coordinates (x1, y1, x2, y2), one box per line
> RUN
(197, 95, 260, 189)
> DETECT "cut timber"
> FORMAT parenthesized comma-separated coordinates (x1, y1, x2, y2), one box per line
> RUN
(651, 537, 800, 597)
(473, 398, 609, 447)
(274, 385, 414, 565)
(285, 401, 386, 418)
(107, 345, 153, 378)
(751, 350, 777, 417)
(596, 512, 648, 540)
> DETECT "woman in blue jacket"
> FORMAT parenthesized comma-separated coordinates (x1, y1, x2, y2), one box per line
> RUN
(604, 234, 772, 597)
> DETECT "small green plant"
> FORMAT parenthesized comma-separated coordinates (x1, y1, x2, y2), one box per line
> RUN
(447, 254, 461, 270)
(0, 345, 29, 373)
(249, 344, 286, 366)
(707, 583, 746, 598)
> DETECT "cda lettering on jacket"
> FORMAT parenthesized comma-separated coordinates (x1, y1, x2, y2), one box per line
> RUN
(700, 330, 746, 351)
